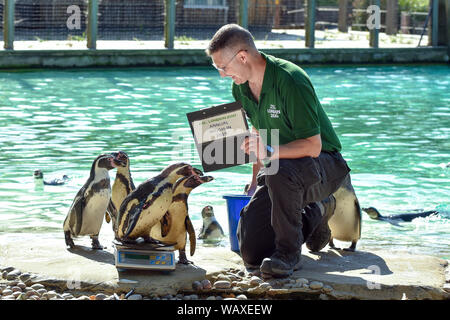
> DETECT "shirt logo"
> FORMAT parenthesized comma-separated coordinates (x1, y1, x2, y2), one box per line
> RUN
(267, 104, 280, 118)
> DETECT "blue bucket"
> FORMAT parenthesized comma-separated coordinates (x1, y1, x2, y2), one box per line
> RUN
(223, 194, 251, 252)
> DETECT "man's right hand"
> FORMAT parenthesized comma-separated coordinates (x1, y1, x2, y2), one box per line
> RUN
(244, 183, 257, 196)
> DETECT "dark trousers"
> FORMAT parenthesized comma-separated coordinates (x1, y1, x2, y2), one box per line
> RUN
(236, 151, 350, 266)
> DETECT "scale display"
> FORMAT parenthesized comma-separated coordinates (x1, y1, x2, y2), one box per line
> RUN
(114, 248, 176, 271)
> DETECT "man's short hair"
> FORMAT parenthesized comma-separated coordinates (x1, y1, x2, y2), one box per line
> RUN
(206, 24, 256, 56)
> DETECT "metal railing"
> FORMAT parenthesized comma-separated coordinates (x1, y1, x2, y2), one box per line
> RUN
(2, 0, 442, 50)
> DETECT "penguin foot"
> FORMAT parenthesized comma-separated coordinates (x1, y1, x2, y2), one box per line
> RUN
(91, 238, 104, 250)
(64, 231, 75, 249)
(178, 251, 194, 265)
(328, 239, 341, 251)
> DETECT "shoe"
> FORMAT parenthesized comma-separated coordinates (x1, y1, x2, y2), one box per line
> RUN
(305, 196, 336, 252)
(259, 251, 302, 277)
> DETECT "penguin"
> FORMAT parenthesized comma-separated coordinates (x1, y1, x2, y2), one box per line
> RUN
(34, 169, 70, 186)
(105, 151, 135, 232)
(116, 163, 203, 243)
(327, 174, 362, 252)
(150, 175, 214, 264)
(198, 205, 225, 242)
(63, 153, 118, 250)
(363, 207, 438, 225)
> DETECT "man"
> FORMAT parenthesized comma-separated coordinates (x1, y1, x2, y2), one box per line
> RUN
(206, 24, 350, 277)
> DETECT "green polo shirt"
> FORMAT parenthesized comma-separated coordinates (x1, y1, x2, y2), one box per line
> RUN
(232, 52, 341, 152)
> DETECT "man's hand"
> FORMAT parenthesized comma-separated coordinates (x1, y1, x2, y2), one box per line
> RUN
(240, 134, 267, 161)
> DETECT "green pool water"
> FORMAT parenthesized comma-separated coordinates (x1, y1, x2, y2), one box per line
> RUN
(0, 65, 449, 259)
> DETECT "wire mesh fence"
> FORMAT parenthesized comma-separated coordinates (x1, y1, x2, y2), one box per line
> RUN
(1, 0, 436, 47)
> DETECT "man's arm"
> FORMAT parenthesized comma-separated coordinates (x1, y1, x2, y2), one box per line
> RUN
(242, 134, 322, 162)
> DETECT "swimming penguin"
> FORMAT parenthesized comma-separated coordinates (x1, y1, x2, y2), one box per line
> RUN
(63, 153, 118, 250)
(105, 151, 135, 232)
(198, 205, 225, 242)
(150, 175, 214, 264)
(327, 174, 362, 252)
(363, 207, 438, 225)
(116, 163, 203, 243)
(34, 169, 70, 186)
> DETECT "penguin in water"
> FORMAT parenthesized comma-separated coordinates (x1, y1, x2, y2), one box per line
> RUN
(198, 205, 225, 242)
(150, 175, 214, 264)
(105, 151, 135, 232)
(116, 163, 203, 243)
(63, 153, 118, 250)
(327, 174, 362, 252)
(34, 169, 70, 186)
(363, 207, 438, 225)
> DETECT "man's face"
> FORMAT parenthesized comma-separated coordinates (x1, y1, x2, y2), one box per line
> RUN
(211, 49, 247, 85)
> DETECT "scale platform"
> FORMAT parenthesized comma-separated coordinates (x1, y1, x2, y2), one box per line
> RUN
(113, 240, 176, 271)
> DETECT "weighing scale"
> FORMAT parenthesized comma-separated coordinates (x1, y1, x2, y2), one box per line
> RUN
(113, 240, 176, 271)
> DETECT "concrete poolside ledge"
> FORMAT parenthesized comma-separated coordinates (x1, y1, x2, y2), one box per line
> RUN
(0, 47, 448, 69)
(0, 232, 448, 300)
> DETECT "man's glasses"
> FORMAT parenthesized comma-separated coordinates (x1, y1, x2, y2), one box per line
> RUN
(212, 49, 246, 73)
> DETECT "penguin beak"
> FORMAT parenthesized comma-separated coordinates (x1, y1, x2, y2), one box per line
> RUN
(200, 176, 214, 183)
(193, 168, 203, 176)
(111, 152, 127, 167)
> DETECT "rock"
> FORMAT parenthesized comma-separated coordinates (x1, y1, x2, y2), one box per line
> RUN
(188, 294, 199, 300)
(201, 279, 212, 290)
(295, 278, 309, 285)
(6, 269, 21, 280)
(95, 293, 107, 300)
(16, 293, 26, 300)
(444, 283, 450, 293)
(31, 283, 45, 290)
(77, 295, 90, 300)
(127, 294, 143, 300)
(217, 274, 232, 282)
(236, 294, 248, 300)
(192, 281, 203, 291)
(249, 276, 263, 287)
(206, 296, 216, 300)
(319, 293, 329, 300)
(322, 285, 333, 293)
(259, 282, 272, 290)
(2, 295, 16, 300)
(19, 273, 31, 282)
(47, 291, 57, 299)
(17, 282, 26, 290)
(62, 293, 73, 299)
(1, 266, 15, 273)
(309, 281, 324, 290)
(236, 281, 251, 289)
(214, 280, 231, 289)
(25, 290, 38, 298)
(11, 286, 22, 293)
(2, 271, 8, 279)
(2, 288, 13, 296)
(36, 288, 47, 296)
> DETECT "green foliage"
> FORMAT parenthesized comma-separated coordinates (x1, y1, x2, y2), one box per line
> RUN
(398, 0, 429, 12)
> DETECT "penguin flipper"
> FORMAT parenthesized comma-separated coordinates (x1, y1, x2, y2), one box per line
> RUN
(160, 212, 172, 238)
(185, 216, 196, 256)
(105, 200, 117, 224)
(123, 200, 144, 239)
(66, 190, 85, 236)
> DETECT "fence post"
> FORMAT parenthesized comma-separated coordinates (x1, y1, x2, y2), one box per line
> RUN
(4, 0, 15, 50)
(431, 0, 439, 46)
(386, 0, 398, 35)
(239, 0, 248, 29)
(338, 0, 348, 33)
(87, 0, 98, 49)
(164, 0, 175, 49)
(305, 0, 316, 48)
(369, 0, 380, 48)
